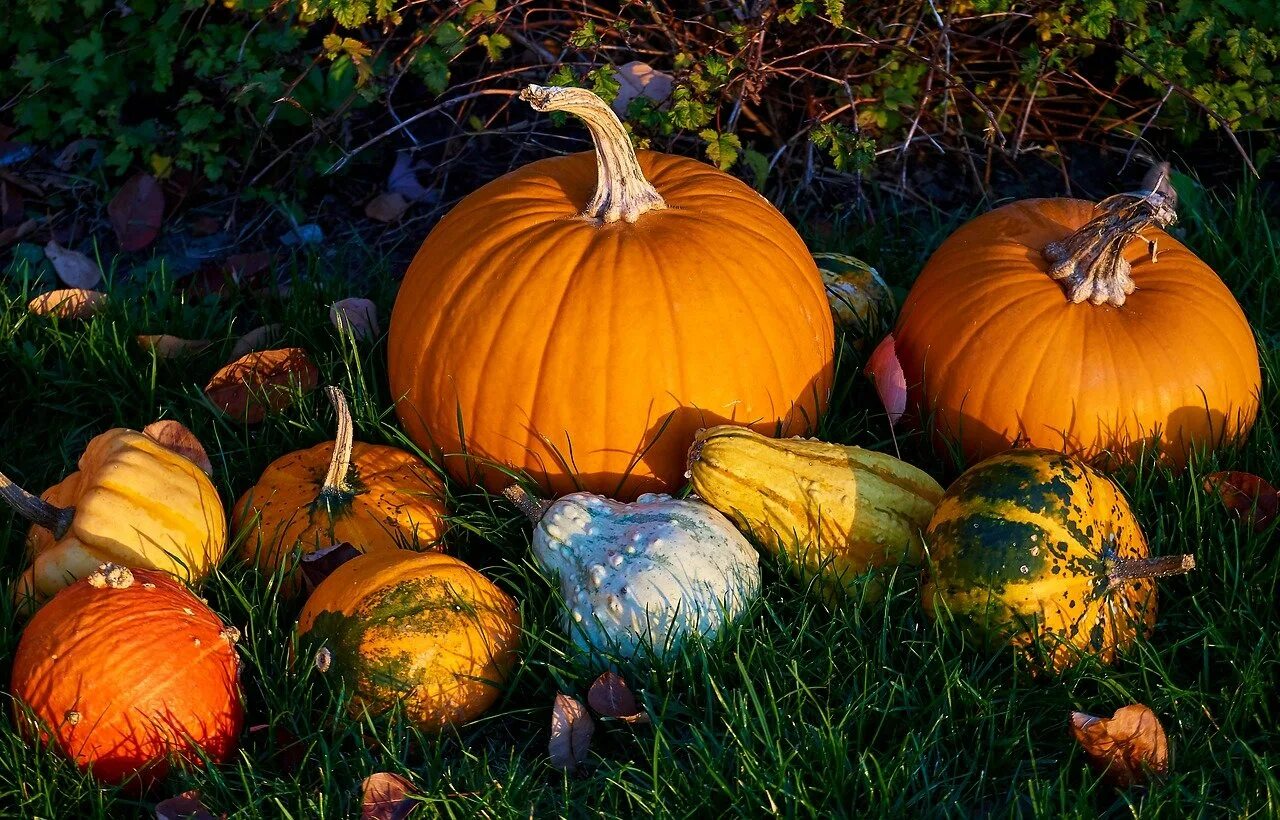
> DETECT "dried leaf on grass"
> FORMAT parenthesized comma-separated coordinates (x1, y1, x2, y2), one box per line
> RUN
(143, 420, 214, 477)
(155, 790, 220, 820)
(365, 192, 410, 222)
(137, 335, 213, 359)
(1204, 471, 1279, 531)
(864, 334, 906, 427)
(45, 241, 101, 289)
(587, 672, 650, 724)
(229, 324, 283, 362)
(361, 772, 417, 820)
(28, 288, 107, 319)
(549, 693, 594, 773)
(109, 172, 165, 251)
(1069, 704, 1168, 788)
(204, 347, 319, 424)
(330, 298, 380, 341)
(301, 542, 362, 593)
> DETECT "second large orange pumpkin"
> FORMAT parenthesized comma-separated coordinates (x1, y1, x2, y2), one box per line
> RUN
(388, 85, 834, 499)
(894, 167, 1260, 469)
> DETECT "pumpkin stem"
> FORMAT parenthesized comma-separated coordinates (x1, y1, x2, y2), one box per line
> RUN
(0, 467, 74, 539)
(503, 485, 552, 522)
(319, 386, 357, 506)
(520, 84, 667, 224)
(1042, 163, 1177, 308)
(1108, 553, 1196, 587)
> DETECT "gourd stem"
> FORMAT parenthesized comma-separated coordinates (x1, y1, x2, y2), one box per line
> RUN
(1042, 163, 1178, 308)
(319, 386, 356, 500)
(520, 84, 667, 224)
(1108, 554, 1196, 587)
(0, 467, 74, 538)
(502, 485, 552, 523)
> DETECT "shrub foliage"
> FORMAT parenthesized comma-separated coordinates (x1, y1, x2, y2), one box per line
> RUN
(1, 1, 1275, 194)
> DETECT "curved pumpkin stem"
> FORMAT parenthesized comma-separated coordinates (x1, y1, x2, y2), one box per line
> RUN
(502, 485, 552, 523)
(319, 386, 357, 506)
(0, 468, 74, 539)
(1042, 163, 1177, 308)
(520, 84, 667, 224)
(1107, 553, 1195, 589)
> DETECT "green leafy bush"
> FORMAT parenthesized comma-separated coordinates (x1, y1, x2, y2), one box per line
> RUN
(0, 0, 1274, 199)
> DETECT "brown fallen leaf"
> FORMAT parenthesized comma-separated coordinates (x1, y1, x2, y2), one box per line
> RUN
(109, 172, 165, 251)
(1069, 704, 1168, 788)
(28, 288, 107, 319)
(143, 420, 214, 477)
(45, 241, 102, 289)
(361, 772, 417, 820)
(137, 334, 213, 359)
(549, 693, 594, 773)
(301, 542, 362, 593)
(365, 191, 410, 223)
(1204, 471, 1279, 531)
(229, 324, 283, 362)
(204, 347, 320, 424)
(330, 298, 380, 341)
(154, 789, 219, 820)
(587, 672, 649, 724)
(226, 251, 273, 284)
(0, 217, 37, 247)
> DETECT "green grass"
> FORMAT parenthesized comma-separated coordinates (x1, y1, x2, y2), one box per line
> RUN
(1, 173, 1278, 818)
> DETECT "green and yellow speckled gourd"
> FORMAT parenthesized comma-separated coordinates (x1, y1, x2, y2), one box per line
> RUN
(297, 550, 521, 731)
(687, 426, 943, 603)
(813, 252, 896, 346)
(921, 448, 1195, 673)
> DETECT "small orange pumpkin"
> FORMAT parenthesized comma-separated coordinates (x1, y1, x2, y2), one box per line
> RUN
(234, 387, 447, 591)
(2, 427, 228, 612)
(10, 563, 243, 789)
(297, 550, 521, 731)
(894, 165, 1260, 469)
(388, 84, 834, 499)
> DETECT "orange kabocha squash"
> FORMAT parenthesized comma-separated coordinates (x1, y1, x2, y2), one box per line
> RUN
(298, 550, 521, 731)
(894, 165, 1260, 469)
(234, 387, 447, 592)
(11, 564, 243, 790)
(388, 85, 834, 500)
(2, 428, 227, 612)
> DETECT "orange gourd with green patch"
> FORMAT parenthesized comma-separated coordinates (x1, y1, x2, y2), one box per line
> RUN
(10, 564, 243, 790)
(388, 85, 834, 499)
(893, 165, 1260, 469)
(921, 448, 1195, 673)
(234, 387, 447, 592)
(297, 550, 521, 730)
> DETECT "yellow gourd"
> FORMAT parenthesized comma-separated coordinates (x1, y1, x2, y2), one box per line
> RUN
(688, 425, 944, 602)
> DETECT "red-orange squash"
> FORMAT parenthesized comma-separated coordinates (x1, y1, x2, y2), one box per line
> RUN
(893, 167, 1260, 469)
(10, 564, 243, 790)
(388, 85, 834, 499)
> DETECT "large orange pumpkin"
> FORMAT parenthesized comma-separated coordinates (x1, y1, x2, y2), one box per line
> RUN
(10, 564, 243, 790)
(894, 167, 1260, 469)
(388, 85, 834, 499)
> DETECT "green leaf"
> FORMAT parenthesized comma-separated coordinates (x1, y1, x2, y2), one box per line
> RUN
(741, 147, 771, 191)
(569, 19, 599, 49)
(434, 22, 467, 58)
(700, 129, 741, 170)
(480, 32, 511, 61)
